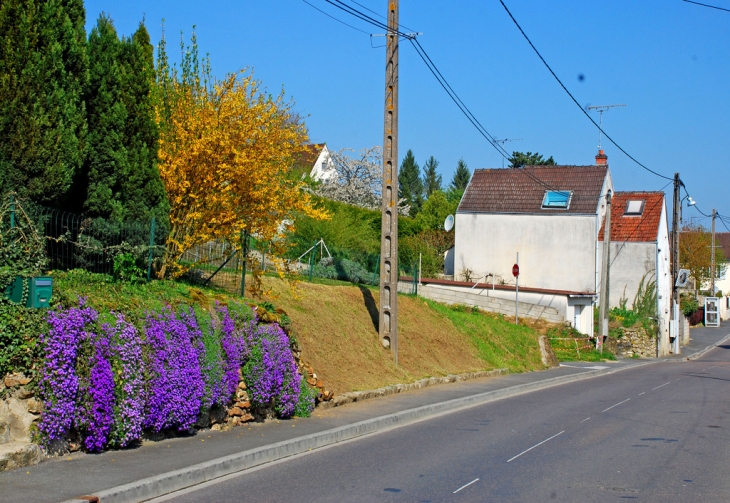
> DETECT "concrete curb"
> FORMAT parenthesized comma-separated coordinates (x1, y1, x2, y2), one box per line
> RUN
(61, 363, 646, 503)
(660, 333, 730, 362)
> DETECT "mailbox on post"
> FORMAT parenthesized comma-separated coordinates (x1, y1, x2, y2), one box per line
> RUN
(3, 276, 53, 308)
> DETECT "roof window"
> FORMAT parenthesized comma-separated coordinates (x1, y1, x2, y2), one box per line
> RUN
(542, 190, 572, 209)
(624, 200, 645, 215)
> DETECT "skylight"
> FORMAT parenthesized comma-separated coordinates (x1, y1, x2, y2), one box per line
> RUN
(624, 200, 645, 215)
(542, 190, 572, 209)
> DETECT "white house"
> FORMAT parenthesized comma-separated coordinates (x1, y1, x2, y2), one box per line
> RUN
(706, 232, 730, 320)
(596, 191, 671, 355)
(303, 143, 334, 181)
(452, 151, 614, 336)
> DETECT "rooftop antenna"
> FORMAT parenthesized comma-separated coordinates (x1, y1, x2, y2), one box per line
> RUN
(586, 104, 625, 149)
(495, 138, 523, 168)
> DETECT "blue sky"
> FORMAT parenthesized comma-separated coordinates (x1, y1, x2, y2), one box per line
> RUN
(84, 0, 730, 227)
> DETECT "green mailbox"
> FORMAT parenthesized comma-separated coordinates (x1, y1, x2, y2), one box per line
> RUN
(3, 276, 52, 308)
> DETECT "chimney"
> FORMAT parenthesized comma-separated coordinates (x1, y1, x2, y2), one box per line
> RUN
(595, 149, 608, 165)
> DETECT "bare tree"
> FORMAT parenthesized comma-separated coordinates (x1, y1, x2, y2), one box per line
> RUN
(317, 146, 410, 214)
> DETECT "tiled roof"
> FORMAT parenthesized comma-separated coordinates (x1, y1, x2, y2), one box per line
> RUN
(598, 191, 664, 242)
(293, 143, 325, 168)
(716, 233, 730, 260)
(457, 165, 608, 214)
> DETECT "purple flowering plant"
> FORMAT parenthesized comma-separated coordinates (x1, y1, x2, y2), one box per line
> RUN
(144, 306, 204, 432)
(38, 300, 98, 445)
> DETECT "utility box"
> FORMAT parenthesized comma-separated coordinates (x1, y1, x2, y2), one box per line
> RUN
(3, 276, 53, 308)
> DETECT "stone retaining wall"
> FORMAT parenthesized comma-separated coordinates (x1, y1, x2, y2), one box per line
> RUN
(605, 327, 658, 358)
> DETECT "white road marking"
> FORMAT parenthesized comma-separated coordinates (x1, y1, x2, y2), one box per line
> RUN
(559, 364, 609, 370)
(580, 417, 590, 423)
(453, 478, 479, 494)
(638, 392, 645, 396)
(507, 431, 564, 463)
(652, 382, 671, 390)
(602, 398, 630, 412)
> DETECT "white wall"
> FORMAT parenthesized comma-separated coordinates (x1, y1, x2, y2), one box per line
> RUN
(309, 145, 334, 181)
(454, 213, 598, 293)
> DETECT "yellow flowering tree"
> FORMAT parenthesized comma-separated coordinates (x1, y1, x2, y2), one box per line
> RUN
(155, 30, 325, 278)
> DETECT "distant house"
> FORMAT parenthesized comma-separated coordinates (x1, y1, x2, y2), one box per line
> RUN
(708, 232, 730, 320)
(452, 151, 614, 336)
(597, 191, 671, 354)
(291, 143, 333, 181)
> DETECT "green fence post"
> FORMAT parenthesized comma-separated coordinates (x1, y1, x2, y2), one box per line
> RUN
(240, 230, 249, 297)
(308, 240, 316, 282)
(147, 217, 156, 282)
(9, 193, 15, 229)
(372, 254, 380, 286)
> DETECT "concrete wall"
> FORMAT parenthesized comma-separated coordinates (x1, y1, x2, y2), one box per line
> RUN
(416, 284, 564, 323)
(454, 212, 598, 293)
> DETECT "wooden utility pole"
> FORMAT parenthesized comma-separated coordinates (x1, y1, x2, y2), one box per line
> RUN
(671, 172, 681, 353)
(711, 208, 717, 296)
(598, 190, 612, 352)
(379, 0, 399, 362)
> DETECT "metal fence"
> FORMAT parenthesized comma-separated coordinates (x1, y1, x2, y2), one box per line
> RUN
(12, 198, 167, 277)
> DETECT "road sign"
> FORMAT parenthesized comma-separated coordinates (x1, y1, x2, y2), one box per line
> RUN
(512, 263, 519, 277)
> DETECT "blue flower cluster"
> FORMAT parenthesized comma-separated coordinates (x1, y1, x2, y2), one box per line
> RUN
(38, 300, 307, 452)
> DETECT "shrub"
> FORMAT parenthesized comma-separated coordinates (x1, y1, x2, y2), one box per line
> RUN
(294, 376, 317, 417)
(312, 257, 371, 284)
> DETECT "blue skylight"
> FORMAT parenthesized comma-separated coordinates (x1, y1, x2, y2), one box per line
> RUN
(542, 190, 572, 209)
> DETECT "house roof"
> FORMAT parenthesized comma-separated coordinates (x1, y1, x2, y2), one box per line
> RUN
(293, 143, 326, 168)
(716, 233, 730, 260)
(598, 191, 664, 242)
(457, 165, 608, 215)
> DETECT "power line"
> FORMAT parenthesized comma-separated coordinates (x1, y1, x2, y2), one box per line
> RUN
(349, 0, 417, 31)
(497, 0, 673, 182)
(302, 0, 371, 34)
(682, 0, 730, 13)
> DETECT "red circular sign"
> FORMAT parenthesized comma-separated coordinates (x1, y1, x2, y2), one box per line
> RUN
(512, 264, 520, 277)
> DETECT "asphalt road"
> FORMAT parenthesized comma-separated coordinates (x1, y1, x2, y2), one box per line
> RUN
(159, 345, 730, 503)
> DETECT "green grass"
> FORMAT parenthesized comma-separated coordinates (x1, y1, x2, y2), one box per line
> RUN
(423, 300, 544, 372)
(547, 326, 616, 362)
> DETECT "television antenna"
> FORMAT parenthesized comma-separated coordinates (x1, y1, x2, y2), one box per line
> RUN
(494, 138, 522, 168)
(586, 104, 625, 149)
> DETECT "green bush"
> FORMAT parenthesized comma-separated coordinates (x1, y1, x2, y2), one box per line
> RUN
(312, 257, 371, 284)
(294, 376, 317, 417)
(113, 253, 145, 283)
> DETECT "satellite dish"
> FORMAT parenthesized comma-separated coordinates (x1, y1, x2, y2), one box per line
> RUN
(444, 214, 454, 232)
(676, 269, 690, 288)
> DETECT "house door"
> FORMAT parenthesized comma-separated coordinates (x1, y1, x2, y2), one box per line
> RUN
(573, 305, 583, 333)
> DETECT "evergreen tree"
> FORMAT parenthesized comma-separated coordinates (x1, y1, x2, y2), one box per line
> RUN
(0, 0, 88, 206)
(450, 158, 471, 191)
(422, 156, 442, 197)
(118, 22, 168, 225)
(398, 149, 424, 216)
(508, 151, 556, 168)
(82, 16, 168, 224)
(84, 13, 127, 219)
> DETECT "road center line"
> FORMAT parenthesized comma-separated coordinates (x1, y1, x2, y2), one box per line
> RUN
(652, 382, 671, 390)
(507, 431, 564, 463)
(602, 398, 630, 412)
(638, 392, 645, 396)
(580, 417, 590, 423)
(453, 478, 479, 494)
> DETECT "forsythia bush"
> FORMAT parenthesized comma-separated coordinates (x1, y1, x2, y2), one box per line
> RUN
(37, 299, 311, 452)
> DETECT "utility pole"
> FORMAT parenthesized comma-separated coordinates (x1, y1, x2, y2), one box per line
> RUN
(598, 190, 612, 352)
(671, 173, 681, 354)
(711, 208, 717, 297)
(379, 0, 399, 362)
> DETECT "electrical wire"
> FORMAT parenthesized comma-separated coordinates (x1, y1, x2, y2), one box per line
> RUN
(302, 0, 371, 34)
(683, 0, 730, 13)
(349, 0, 417, 32)
(498, 0, 673, 182)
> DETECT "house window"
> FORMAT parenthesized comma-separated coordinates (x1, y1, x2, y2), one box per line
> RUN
(624, 200, 645, 215)
(542, 190, 572, 209)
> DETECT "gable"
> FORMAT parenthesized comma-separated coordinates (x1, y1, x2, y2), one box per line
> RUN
(458, 165, 608, 215)
(598, 191, 664, 242)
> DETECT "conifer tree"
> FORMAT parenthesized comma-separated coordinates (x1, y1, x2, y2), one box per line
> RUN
(398, 149, 424, 216)
(84, 13, 127, 219)
(450, 158, 471, 191)
(422, 156, 442, 197)
(0, 0, 88, 206)
(118, 22, 168, 225)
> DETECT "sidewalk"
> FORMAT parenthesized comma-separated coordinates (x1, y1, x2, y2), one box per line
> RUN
(2, 325, 729, 503)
